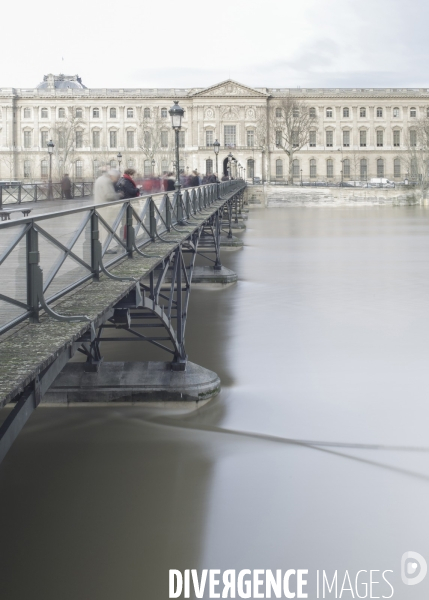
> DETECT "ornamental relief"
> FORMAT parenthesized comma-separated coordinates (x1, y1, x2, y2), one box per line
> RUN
(246, 107, 256, 120)
(221, 107, 239, 120)
(204, 107, 215, 119)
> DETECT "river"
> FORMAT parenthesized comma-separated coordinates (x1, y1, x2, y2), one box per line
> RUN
(1, 205, 429, 599)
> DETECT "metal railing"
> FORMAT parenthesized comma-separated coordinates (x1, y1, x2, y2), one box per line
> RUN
(0, 182, 94, 207)
(0, 179, 243, 336)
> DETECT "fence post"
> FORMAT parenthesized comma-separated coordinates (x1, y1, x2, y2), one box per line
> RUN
(91, 212, 100, 281)
(166, 195, 172, 232)
(26, 226, 40, 323)
(126, 202, 134, 257)
(149, 197, 157, 241)
(0, 185, 2, 210)
(18, 184, 22, 205)
(81, 183, 84, 198)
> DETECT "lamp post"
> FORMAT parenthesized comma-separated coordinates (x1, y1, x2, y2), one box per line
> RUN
(213, 139, 220, 177)
(300, 168, 303, 186)
(47, 139, 54, 200)
(169, 100, 185, 190)
(151, 158, 155, 176)
(117, 151, 122, 171)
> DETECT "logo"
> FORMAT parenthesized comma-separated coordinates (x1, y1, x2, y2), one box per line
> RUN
(401, 551, 427, 586)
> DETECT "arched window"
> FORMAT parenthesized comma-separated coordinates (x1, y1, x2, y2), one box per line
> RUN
(326, 107, 333, 118)
(206, 158, 213, 175)
(410, 129, 417, 147)
(58, 108, 66, 118)
(360, 107, 366, 118)
(93, 108, 100, 118)
(326, 159, 333, 178)
(360, 130, 367, 147)
(275, 159, 283, 178)
(127, 108, 134, 118)
(376, 107, 383, 117)
(76, 108, 83, 118)
(393, 130, 400, 147)
(326, 130, 333, 147)
(376, 130, 384, 147)
(41, 159, 48, 177)
(76, 160, 83, 178)
(41, 108, 48, 119)
(23, 131, 32, 148)
(161, 108, 168, 118)
(144, 108, 151, 119)
(343, 159, 350, 178)
(292, 159, 300, 177)
(360, 158, 367, 179)
(394, 158, 401, 178)
(343, 107, 349, 118)
(247, 158, 254, 179)
(109, 130, 117, 148)
(309, 107, 316, 118)
(377, 159, 384, 177)
(144, 159, 151, 176)
(393, 107, 400, 118)
(410, 107, 417, 117)
(24, 107, 31, 118)
(275, 107, 282, 118)
(110, 107, 117, 118)
(310, 159, 316, 178)
(343, 130, 350, 147)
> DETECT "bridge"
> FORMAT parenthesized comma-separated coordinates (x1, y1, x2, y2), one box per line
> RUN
(0, 180, 247, 463)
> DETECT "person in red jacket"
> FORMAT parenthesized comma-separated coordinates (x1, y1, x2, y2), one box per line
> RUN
(117, 169, 140, 198)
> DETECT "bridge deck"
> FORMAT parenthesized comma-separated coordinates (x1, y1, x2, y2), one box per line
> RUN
(0, 188, 241, 408)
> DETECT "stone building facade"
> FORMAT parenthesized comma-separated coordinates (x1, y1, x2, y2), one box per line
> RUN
(1, 73, 429, 183)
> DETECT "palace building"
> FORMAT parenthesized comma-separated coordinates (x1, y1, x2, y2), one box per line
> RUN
(1, 73, 428, 183)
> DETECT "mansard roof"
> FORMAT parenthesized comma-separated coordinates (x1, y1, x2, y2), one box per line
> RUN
(188, 79, 268, 98)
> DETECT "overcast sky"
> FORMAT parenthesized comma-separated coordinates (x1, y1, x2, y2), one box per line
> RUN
(3, 0, 428, 90)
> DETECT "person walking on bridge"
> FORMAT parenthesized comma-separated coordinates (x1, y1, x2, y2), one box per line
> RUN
(94, 169, 123, 203)
(61, 173, 72, 199)
(117, 168, 140, 199)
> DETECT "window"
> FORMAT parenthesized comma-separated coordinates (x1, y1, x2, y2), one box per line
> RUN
(360, 130, 367, 147)
(41, 108, 48, 119)
(41, 160, 48, 177)
(310, 159, 316, 178)
(23, 131, 32, 148)
(127, 108, 134, 118)
(292, 107, 299, 118)
(206, 158, 213, 175)
(127, 130, 134, 148)
(326, 130, 333, 147)
(377, 159, 384, 177)
(41, 131, 48, 148)
(309, 107, 316, 118)
(247, 159, 254, 179)
(360, 107, 366, 118)
(343, 159, 350, 178)
(309, 131, 316, 147)
(376, 130, 383, 147)
(127, 159, 135, 169)
(144, 131, 151, 147)
(275, 107, 282, 118)
(360, 159, 367, 179)
(327, 159, 333, 178)
(144, 159, 151, 176)
(343, 107, 349, 118)
(326, 107, 333, 118)
(93, 108, 100, 118)
(411, 158, 418, 178)
(393, 107, 400, 118)
(393, 130, 400, 147)
(275, 159, 283, 178)
(343, 130, 350, 147)
(292, 159, 299, 178)
(178, 131, 185, 147)
(410, 107, 417, 118)
(394, 158, 401, 177)
(161, 159, 168, 173)
(247, 130, 255, 147)
(410, 129, 417, 147)
(161, 130, 168, 148)
(92, 130, 100, 148)
(58, 129, 65, 149)
(110, 107, 117, 118)
(109, 130, 117, 148)
(206, 130, 214, 147)
(76, 130, 83, 148)
(144, 108, 151, 119)
(76, 160, 83, 178)
(24, 160, 31, 178)
(24, 107, 31, 118)
(376, 107, 383, 118)
(93, 160, 100, 176)
(161, 108, 168, 119)
(76, 108, 83, 118)
(275, 130, 282, 146)
(110, 160, 117, 169)
(58, 108, 65, 118)
(292, 130, 299, 147)
(224, 125, 236, 146)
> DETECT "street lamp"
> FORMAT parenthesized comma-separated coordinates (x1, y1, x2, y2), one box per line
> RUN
(213, 139, 220, 177)
(300, 168, 303, 186)
(47, 139, 54, 200)
(169, 100, 185, 191)
(117, 152, 122, 172)
(151, 158, 155, 176)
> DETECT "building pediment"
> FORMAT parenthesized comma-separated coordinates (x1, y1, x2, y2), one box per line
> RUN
(189, 80, 268, 98)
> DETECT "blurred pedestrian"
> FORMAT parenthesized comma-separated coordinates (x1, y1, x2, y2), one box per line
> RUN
(61, 173, 72, 199)
(189, 170, 199, 187)
(94, 169, 123, 203)
(117, 168, 140, 199)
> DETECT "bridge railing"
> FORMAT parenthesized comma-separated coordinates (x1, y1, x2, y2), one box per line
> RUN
(0, 179, 244, 335)
(0, 182, 94, 206)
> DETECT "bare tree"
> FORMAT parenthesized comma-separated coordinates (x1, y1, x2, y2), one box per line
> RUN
(270, 97, 316, 183)
(0, 150, 15, 182)
(51, 108, 86, 179)
(137, 107, 170, 175)
(404, 119, 429, 198)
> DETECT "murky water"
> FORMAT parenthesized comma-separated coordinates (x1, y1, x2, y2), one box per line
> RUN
(1, 206, 429, 599)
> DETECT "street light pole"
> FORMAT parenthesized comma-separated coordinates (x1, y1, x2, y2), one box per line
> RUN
(117, 151, 122, 172)
(300, 168, 303, 186)
(213, 139, 220, 178)
(169, 100, 185, 223)
(47, 139, 54, 200)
